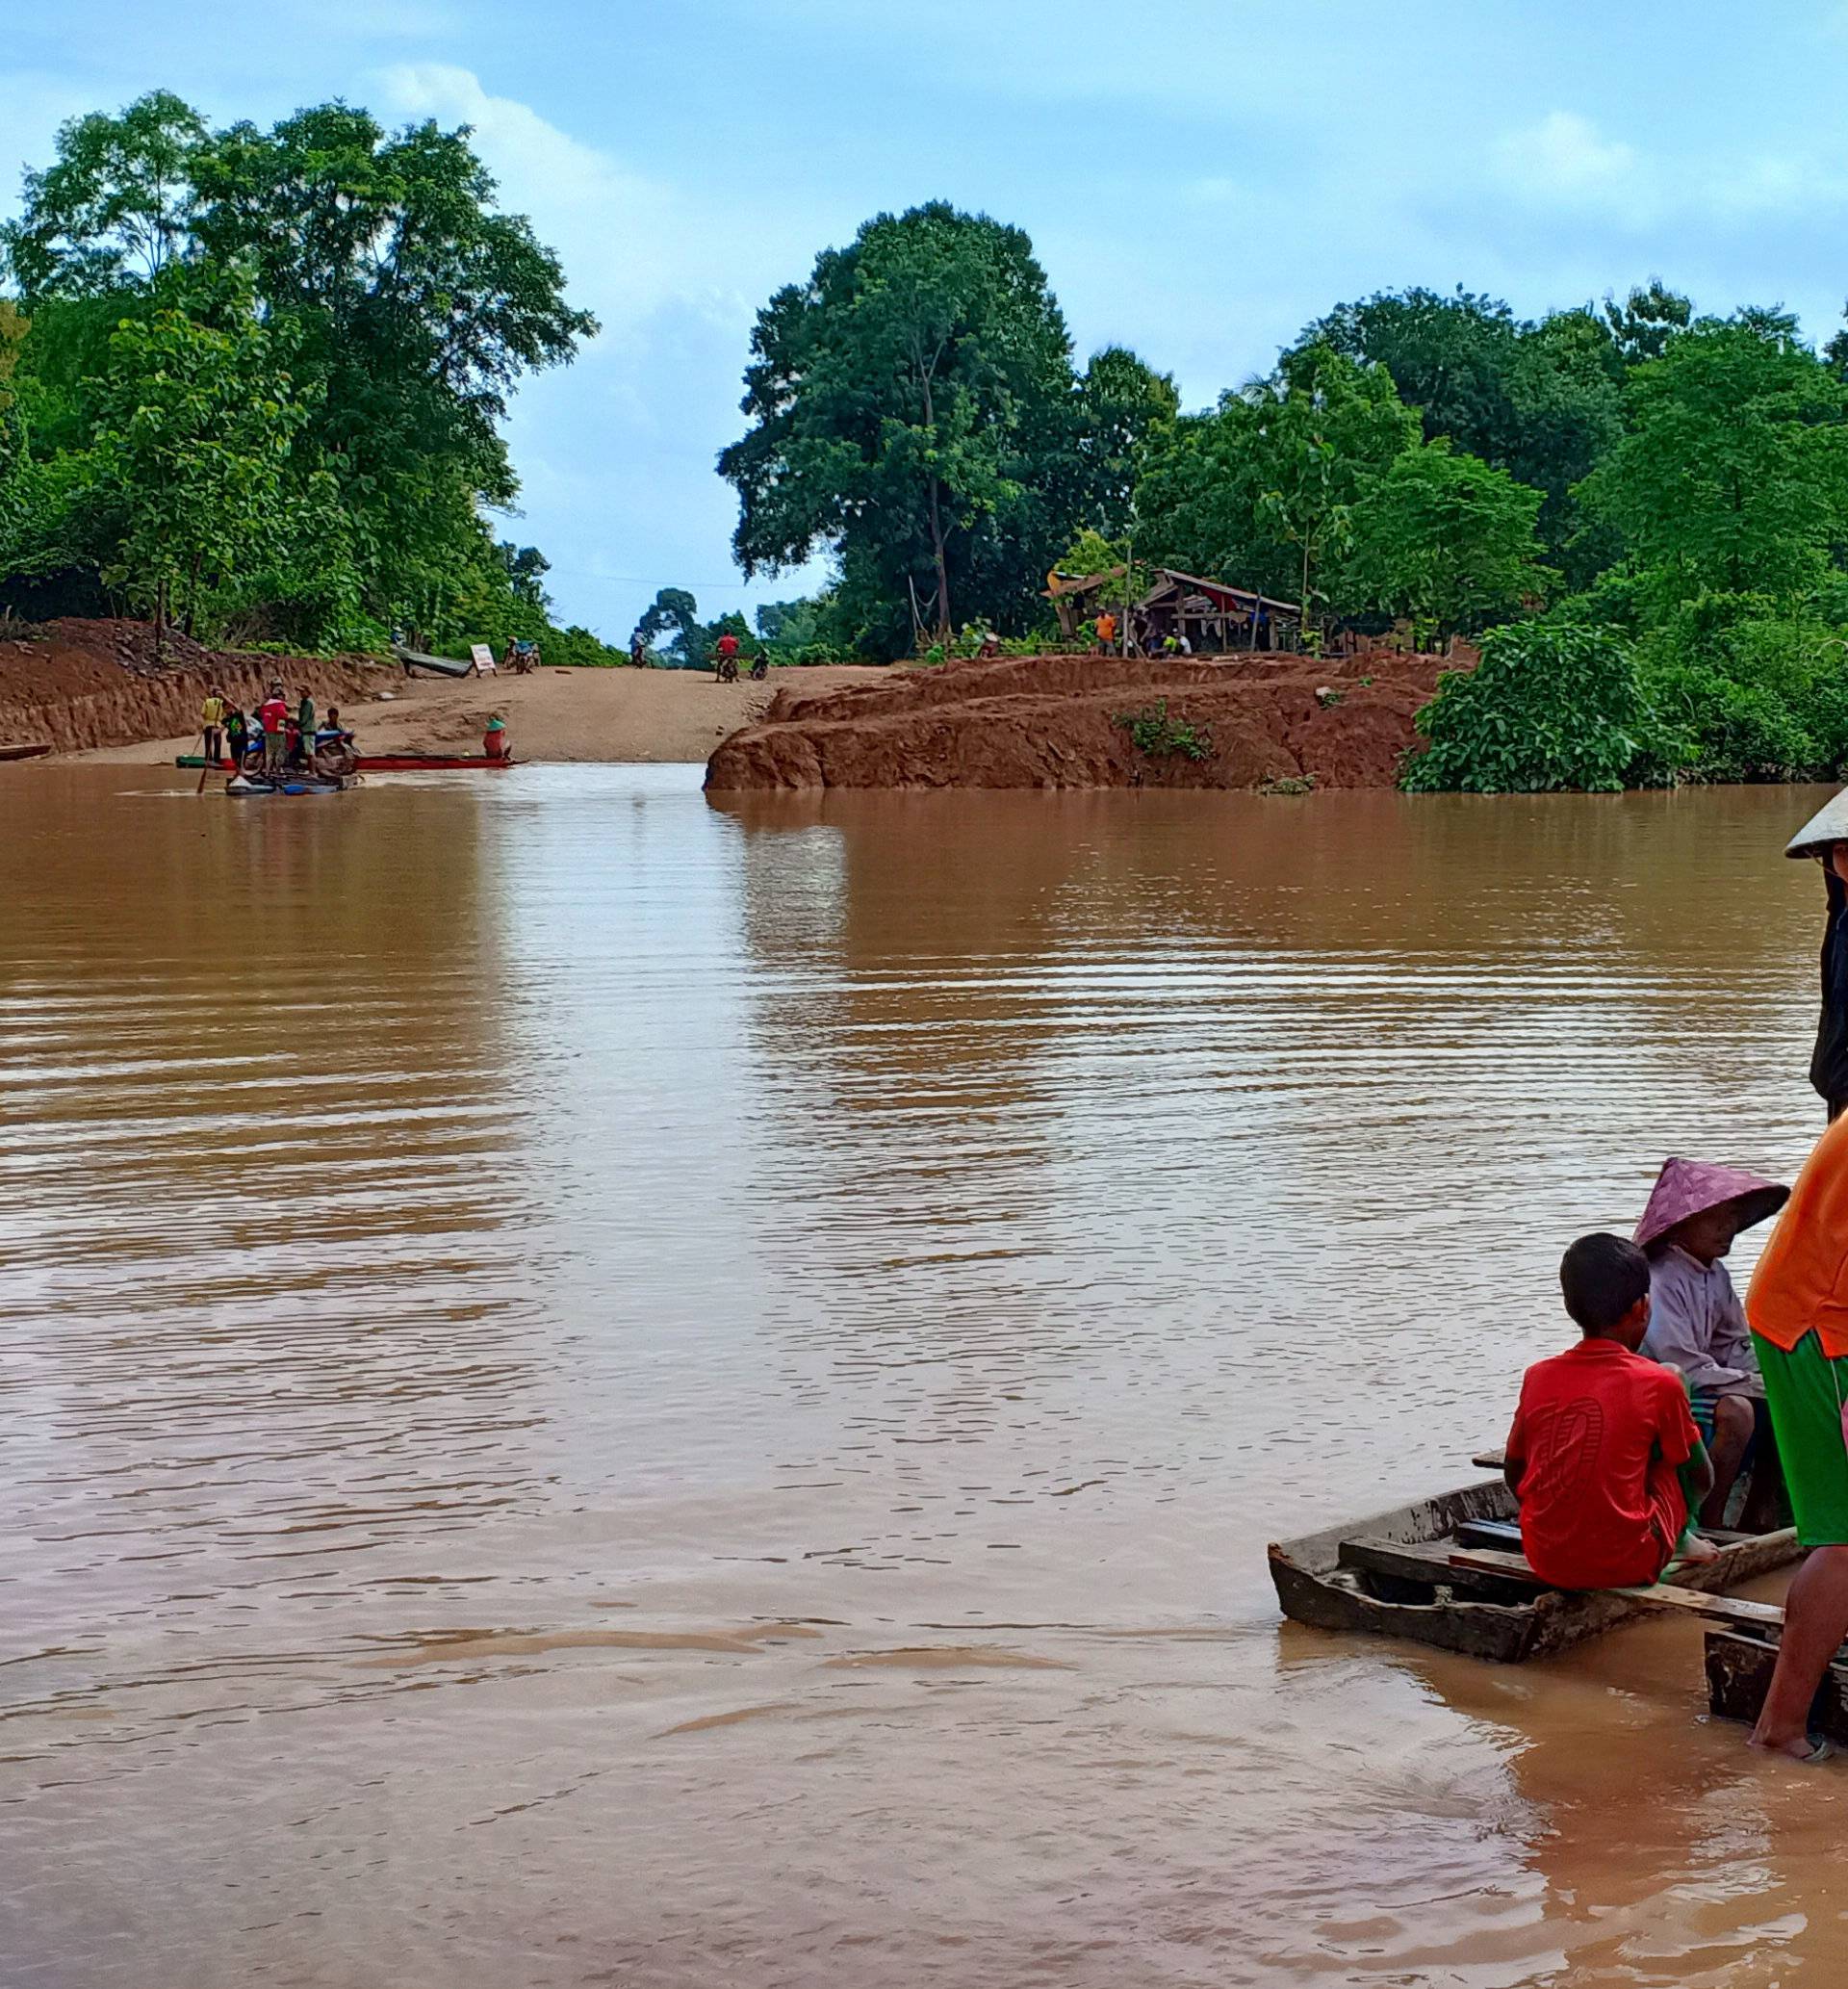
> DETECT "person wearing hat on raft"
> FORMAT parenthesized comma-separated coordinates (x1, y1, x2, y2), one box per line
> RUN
(1737, 1111, 1848, 1761)
(1783, 789, 1848, 1119)
(1636, 1158, 1789, 1534)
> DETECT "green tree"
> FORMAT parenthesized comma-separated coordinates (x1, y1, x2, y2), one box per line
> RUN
(89, 273, 310, 653)
(1402, 622, 1652, 793)
(1294, 286, 1623, 576)
(721, 202, 1075, 657)
(498, 541, 551, 608)
(632, 586, 702, 662)
(3, 94, 597, 643)
(0, 92, 207, 296)
(1066, 345, 1179, 538)
(1577, 322, 1848, 609)
(1249, 344, 1421, 633)
(1604, 280, 1693, 367)
(1342, 442, 1550, 640)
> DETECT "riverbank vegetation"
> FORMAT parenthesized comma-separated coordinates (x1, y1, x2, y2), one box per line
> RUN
(0, 91, 617, 662)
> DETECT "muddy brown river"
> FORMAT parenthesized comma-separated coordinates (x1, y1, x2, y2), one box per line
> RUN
(4, 765, 1846, 1988)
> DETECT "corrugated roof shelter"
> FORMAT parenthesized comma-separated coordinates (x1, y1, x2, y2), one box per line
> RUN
(1135, 569, 1303, 653)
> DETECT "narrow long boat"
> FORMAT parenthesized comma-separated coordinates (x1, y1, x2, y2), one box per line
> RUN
(177, 753, 512, 771)
(1270, 1480, 1801, 1663)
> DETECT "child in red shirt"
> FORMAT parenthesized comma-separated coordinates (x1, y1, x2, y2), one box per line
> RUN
(1504, 1233, 1716, 1589)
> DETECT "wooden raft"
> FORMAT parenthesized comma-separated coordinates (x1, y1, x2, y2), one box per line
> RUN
(1439, 1538, 1848, 1732)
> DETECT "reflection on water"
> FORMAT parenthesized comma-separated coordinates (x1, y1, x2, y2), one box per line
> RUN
(1, 766, 1841, 1987)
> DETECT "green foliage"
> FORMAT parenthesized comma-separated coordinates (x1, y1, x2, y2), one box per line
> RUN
(723, 201, 1142, 658)
(1402, 622, 1652, 793)
(1341, 440, 1551, 640)
(90, 270, 312, 641)
(1054, 528, 1147, 607)
(0, 90, 597, 656)
(1576, 323, 1848, 611)
(1136, 344, 1419, 626)
(1114, 699, 1215, 762)
(1293, 285, 1625, 579)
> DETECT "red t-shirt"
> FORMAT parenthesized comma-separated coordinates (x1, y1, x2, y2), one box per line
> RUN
(260, 697, 288, 735)
(716, 634, 739, 659)
(1504, 1339, 1700, 1589)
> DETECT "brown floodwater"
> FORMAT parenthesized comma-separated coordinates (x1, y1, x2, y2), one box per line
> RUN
(5, 765, 1848, 1988)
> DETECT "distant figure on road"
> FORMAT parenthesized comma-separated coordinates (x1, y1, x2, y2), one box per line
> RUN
(714, 632, 740, 679)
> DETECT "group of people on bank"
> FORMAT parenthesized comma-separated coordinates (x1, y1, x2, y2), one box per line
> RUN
(1504, 811, 1848, 1763)
(201, 684, 354, 778)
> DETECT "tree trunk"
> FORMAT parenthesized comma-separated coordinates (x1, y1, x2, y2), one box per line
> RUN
(153, 576, 167, 665)
(927, 477, 952, 642)
(918, 371, 952, 642)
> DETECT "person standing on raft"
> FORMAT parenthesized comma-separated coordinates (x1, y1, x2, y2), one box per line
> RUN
(1740, 1110, 1848, 1761)
(1636, 1158, 1788, 1532)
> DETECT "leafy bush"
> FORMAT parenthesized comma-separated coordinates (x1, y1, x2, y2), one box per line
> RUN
(1115, 699, 1215, 761)
(1402, 621, 1651, 792)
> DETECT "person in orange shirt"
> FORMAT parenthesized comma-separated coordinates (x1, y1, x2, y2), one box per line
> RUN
(1093, 609, 1116, 655)
(1743, 1109, 1848, 1760)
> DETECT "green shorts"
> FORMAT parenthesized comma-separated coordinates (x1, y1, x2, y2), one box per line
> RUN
(1754, 1330, 1848, 1546)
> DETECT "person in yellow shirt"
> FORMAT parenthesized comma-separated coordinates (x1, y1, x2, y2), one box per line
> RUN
(200, 689, 226, 767)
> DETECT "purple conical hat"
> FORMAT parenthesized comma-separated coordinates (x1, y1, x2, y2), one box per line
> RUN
(1633, 1157, 1789, 1249)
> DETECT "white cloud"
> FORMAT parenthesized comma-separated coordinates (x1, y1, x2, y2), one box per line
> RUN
(1494, 111, 1646, 217)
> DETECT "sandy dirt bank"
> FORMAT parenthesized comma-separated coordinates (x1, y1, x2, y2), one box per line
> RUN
(706, 646, 1457, 790)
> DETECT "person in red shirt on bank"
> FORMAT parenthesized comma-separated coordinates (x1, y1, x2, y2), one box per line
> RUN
(258, 684, 290, 775)
(1503, 1232, 1717, 1590)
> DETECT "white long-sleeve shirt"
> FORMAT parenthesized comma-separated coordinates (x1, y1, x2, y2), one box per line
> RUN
(1641, 1244, 1761, 1397)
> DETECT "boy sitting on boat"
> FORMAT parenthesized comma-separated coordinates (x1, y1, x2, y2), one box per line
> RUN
(1503, 1233, 1717, 1589)
(1635, 1158, 1788, 1532)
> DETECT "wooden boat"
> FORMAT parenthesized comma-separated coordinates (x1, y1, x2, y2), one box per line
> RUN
(0, 740, 51, 761)
(1270, 1480, 1802, 1664)
(392, 643, 475, 680)
(225, 772, 356, 796)
(177, 753, 511, 771)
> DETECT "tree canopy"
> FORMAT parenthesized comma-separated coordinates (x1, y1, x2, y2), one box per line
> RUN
(0, 90, 605, 657)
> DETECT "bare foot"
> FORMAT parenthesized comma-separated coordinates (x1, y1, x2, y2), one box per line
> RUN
(1749, 1731, 1836, 1764)
(1674, 1533, 1723, 1566)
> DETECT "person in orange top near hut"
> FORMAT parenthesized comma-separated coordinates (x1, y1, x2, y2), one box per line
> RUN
(1503, 1232, 1715, 1592)
(1093, 609, 1116, 655)
(1741, 1108, 1848, 1761)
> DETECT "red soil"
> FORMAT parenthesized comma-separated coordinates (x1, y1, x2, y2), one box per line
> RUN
(0, 619, 393, 755)
(705, 646, 1464, 792)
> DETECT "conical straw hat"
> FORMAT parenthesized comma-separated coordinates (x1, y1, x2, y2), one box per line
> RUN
(1785, 788, 1848, 859)
(1634, 1157, 1789, 1249)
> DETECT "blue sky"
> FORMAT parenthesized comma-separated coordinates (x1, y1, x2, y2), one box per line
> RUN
(7, 1, 1848, 640)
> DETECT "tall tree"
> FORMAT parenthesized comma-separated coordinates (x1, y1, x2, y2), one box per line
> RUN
(1578, 322, 1848, 607)
(1247, 345, 1421, 633)
(720, 202, 1075, 656)
(1603, 280, 1693, 367)
(1066, 345, 1179, 538)
(0, 92, 207, 296)
(2, 94, 597, 643)
(1341, 441, 1550, 640)
(89, 271, 309, 651)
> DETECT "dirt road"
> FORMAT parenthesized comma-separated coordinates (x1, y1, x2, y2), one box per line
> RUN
(62, 661, 889, 766)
